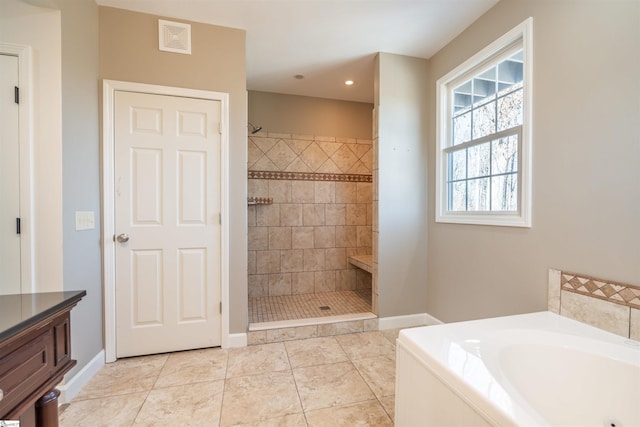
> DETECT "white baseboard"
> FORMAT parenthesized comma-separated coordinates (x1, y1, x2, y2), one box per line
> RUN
(378, 312, 443, 330)
(225, 332, 247, 348)
(58, 350, 105, 404)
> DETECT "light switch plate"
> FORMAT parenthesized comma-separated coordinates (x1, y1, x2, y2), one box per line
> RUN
(75, 211, 95, 231)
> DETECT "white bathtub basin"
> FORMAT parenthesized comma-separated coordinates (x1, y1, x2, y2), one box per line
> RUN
(395, 311, 640, 427)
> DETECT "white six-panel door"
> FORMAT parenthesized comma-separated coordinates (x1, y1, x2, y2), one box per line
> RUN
(0, 54, 21, 294)
(114, 90, 221, 357)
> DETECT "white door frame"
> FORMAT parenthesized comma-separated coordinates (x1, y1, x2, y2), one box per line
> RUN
(102, 80, 230, 363)
(0, 43, 34, 294)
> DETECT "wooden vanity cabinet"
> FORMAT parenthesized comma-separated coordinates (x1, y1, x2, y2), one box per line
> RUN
(0, 291, 85, 427)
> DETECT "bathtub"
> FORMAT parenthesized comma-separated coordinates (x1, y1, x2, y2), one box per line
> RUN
(395, 311, 640, 427)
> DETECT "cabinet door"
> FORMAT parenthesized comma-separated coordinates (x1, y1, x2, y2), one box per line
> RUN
(53, 312, 71, 367)
(0, 331, 52, 417)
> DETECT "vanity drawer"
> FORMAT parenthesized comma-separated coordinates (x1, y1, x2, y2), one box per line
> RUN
(0, 331, 53, 416)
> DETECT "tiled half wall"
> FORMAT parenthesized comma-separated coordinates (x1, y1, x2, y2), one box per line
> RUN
(248, 132, 373, 298)
(548, 269, 640, 340)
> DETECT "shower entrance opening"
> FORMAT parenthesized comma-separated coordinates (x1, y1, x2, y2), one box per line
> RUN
(247, 131, 376, 330)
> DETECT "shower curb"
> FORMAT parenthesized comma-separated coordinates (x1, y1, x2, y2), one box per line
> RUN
(247, 314, 378, 345)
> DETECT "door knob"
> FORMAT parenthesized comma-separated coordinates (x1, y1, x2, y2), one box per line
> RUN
(116, 233, 130, 243)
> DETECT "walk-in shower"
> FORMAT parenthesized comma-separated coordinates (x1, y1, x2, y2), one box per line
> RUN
(247, 130, 374, 327)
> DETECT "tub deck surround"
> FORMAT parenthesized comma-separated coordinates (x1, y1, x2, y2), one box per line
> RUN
(395, 311, 640, 427)
(548, 269, 640, 340)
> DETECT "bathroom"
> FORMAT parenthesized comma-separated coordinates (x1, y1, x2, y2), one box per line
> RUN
(1, 0, 639, 424)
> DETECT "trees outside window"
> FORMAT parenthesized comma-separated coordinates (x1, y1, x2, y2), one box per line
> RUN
(436, 18, 532, 227)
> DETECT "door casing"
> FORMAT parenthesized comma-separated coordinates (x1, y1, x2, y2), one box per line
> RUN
(0, 43, 34, 294)
(102, 80, 230, 363)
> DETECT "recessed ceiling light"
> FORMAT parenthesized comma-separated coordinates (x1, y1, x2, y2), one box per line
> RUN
(345, 80, 354, 86)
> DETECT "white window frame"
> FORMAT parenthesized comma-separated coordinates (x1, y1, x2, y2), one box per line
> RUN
(436, 17, 533, 227)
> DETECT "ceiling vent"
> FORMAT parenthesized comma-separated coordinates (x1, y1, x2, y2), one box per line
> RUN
(158, 19, 191, 55)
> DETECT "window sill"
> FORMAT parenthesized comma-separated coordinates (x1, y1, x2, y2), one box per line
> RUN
(435, 212, 531, 228)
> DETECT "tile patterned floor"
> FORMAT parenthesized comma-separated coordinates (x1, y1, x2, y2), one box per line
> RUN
(249, 290, 372, 324)
(59, 330, 401, 427)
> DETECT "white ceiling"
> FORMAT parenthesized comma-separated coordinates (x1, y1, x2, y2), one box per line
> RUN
(96, 0, 498, 103)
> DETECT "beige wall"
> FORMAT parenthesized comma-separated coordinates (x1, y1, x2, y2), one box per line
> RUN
(426, 0, 640, 322)
(248, 91, 372, 139)
(99, 6, 248, 334)
(375, 53, 429, 318)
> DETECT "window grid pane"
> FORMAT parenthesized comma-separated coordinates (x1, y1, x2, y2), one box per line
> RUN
(491, 173, 518, 211)
(446, 131, 520, 213)
(447, 48, 523, 214)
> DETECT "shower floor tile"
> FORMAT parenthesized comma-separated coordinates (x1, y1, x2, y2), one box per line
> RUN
(249, 290, 372, 324)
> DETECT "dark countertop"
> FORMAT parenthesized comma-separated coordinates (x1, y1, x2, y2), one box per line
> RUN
(0, 291, 86, 342)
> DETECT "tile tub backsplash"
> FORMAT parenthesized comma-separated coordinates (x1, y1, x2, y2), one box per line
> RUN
(548, 269, 640, 340)
(248, 132, 373, 298)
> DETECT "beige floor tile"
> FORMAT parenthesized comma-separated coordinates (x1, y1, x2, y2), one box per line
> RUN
(233, 413, 308, 427)
(220, 371, 303, 426)
(154, 347, 228, 388)
(335, 331, 395, 360)
(133, 380, 224, 426)
(317, 320, 363, 336)
(226, 342, 290, 378)
(380, 328, 402, 345)
(292, 361, 375, 411)
(284, 336, 349, 368)
(59, 392, 147, 427)
(379, 395, 395, 422)
(74, 354, 168, 400)
(305, 399, 393, 427)
(352, 355, 396, 398)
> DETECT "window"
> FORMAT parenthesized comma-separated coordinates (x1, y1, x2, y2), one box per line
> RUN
(436, 18, 532, 227)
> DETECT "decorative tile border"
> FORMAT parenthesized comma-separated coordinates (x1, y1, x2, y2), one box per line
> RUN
(248, 170, 372, 183)
(247, 196, 273, 205)
(248, 133, 373, 175)
(561, 271, 640, 310)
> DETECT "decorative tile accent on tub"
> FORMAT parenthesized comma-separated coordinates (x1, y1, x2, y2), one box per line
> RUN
(560, 272, 640, 309)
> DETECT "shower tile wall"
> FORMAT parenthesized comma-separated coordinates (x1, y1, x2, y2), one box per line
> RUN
(248, 132, 373, 297)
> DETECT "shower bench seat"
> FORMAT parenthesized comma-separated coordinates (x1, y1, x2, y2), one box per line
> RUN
(348, 254, 372, 273)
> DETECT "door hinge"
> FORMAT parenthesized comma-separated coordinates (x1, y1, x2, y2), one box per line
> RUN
(14, 86, 19, 104)
(219, 302, 222, 314)
(16, 218, 21, 234)
(219, 213, 222, 224)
